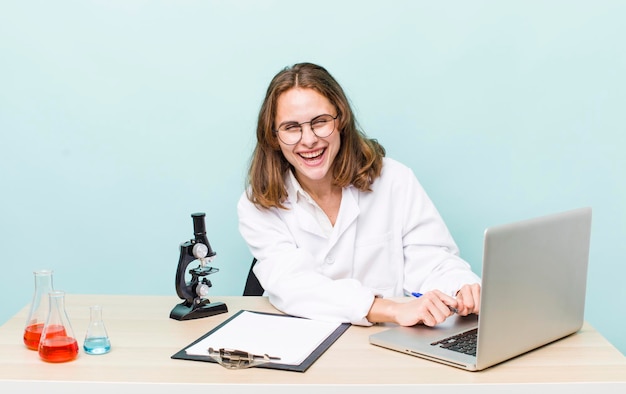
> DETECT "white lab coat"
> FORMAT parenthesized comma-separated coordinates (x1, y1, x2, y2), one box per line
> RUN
(237, 157, 480, 325)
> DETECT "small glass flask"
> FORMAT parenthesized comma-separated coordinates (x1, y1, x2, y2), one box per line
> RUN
(38, 290, 79, 362)
(23, 269, 54, 350)
(83, 305, 111, 355)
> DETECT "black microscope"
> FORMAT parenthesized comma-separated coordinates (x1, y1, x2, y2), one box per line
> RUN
(169, 212, 228, 320)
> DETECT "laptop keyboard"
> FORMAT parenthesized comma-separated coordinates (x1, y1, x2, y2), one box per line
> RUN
(430, 328, 478, 356)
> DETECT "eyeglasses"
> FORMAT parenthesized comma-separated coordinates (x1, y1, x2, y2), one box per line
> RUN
(274, 114, 338, 145)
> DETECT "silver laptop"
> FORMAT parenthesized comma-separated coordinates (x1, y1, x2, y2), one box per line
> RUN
(369, 207, 592, 371)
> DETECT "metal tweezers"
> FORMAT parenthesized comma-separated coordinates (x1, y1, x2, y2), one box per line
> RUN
(208, 347, 281, 369)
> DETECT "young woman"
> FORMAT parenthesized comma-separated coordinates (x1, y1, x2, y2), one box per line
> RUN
(238, 63, 480, 326)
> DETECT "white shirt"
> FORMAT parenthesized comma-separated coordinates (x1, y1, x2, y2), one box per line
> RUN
(237, 157, 481, 325)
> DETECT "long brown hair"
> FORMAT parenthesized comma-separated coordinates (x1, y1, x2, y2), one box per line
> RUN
(246, 63, 385, 209)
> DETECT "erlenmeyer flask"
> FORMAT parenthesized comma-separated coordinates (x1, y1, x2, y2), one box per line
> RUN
(83, 305, 111, 355)
(38, 290, 79, 362)
(23, 270, 54, 350)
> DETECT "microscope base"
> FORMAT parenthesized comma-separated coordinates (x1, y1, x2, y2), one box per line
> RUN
(169, 301, 228, 321)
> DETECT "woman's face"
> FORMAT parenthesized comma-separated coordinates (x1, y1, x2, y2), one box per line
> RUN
(274, 88, 340, 189)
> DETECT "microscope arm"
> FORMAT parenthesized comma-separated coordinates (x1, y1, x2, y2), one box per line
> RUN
(175, 242, 196, 303)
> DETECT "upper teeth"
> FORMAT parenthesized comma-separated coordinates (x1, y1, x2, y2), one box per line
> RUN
(300, 149, 323, 159)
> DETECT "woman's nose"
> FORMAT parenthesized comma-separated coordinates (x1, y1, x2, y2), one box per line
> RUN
(299, 123, 318, 145)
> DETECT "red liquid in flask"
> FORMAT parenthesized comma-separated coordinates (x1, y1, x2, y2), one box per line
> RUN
(39, 336, 78, 363)
(23, 323, 44, 350)
(24, 324, 67, 350)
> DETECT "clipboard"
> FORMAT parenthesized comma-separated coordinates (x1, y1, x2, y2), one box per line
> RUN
(171, 310, 351, 372)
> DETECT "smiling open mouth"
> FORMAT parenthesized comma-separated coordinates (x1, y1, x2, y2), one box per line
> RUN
(299, 148, 325, 160)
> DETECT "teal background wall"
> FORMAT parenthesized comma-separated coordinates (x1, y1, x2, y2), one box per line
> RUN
(1, 1, 624, 355)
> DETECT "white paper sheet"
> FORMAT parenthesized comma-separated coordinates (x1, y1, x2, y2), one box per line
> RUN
(185, 311, 342, 365)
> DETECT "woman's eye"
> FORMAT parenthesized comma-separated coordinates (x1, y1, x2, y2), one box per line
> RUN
(284, 124, 300, 131)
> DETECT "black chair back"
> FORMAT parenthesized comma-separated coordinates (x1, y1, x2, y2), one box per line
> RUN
(243, 258, 264, 296)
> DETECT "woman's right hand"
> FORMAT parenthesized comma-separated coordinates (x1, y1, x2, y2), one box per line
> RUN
(367, 290, 458, 327)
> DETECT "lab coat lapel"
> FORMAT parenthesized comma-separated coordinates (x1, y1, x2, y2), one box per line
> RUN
(285, 171, 327, 239)
(328, 187, 360, 247)
(293, 203, 327, 238)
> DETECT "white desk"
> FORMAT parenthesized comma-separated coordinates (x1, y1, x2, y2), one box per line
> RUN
(0, 295, 624, 393)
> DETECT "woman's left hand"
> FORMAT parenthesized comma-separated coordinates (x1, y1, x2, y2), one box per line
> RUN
(455, 283, 481, 316)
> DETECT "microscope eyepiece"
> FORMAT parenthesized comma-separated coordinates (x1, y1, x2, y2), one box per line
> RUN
(192, 212, 207, 236)
(190, 212, 216, 258)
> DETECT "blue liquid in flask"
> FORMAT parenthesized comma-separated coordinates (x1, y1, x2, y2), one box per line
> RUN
(83, 337, 111, 354)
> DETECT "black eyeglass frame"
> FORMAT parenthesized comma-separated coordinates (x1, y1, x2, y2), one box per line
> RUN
(273, 114, 339, 145)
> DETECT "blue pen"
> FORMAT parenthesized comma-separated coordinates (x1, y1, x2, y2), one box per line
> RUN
(411, 292, 458, 314)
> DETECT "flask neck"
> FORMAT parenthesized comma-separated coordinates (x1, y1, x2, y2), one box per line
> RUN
(33, 270, 54, 294)
(89, 305, 103, 322)
(25, 270, 54, 326)
(43, 290, 76, 338)
(48, 291, 66, 317)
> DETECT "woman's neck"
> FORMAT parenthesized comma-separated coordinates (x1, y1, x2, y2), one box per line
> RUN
(296, 174, 342, 226)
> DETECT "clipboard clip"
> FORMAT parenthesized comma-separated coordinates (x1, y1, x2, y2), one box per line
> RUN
(207, 347, 281, 369)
